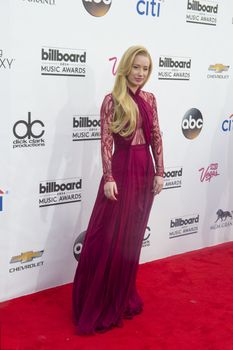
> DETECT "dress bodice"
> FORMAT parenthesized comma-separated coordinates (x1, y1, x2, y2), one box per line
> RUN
(100, 90, 164, 183)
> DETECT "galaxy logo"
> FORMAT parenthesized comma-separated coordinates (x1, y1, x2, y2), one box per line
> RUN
(0, 49, 15, 70)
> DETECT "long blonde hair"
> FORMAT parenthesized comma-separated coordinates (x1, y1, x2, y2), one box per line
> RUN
(111, 45, 152, 137)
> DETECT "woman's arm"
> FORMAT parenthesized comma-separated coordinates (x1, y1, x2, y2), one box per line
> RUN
(100, 94, 118, 200)
(150, 93, 164, 177)
(100, 94, 115, 183)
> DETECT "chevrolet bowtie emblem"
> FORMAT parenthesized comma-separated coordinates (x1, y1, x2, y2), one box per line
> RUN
(10, 250, 44, 264)
(209, 64, 230, 73)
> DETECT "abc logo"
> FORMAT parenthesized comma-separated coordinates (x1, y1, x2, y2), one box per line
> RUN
(73, 231, 87, 261)
(182, 108, 203, 139)
(82, 0, 112, 17)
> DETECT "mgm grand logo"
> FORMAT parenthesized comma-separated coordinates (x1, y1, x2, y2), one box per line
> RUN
(210, 209, 233, 230)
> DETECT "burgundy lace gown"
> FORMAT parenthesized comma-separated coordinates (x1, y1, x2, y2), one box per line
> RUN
(72, 89, 164, 335)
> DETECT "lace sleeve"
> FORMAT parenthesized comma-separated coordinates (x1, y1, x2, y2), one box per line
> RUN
(150, 93, 164, 177)
(100, 94, 115, 184)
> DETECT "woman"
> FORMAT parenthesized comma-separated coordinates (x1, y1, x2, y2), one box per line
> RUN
(72, 45, 164, 335)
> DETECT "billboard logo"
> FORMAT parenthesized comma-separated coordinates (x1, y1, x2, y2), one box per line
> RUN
(158, 56, 191, 81)
(186, 0, 218, 26)
(163, 167, 183, 189)
(39, 178, 82, 207)
(73, 115, 100, 141)
(169, 214, 199, 238)
(41, 47, 86, 77)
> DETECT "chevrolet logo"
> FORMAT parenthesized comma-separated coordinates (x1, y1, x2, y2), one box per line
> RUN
(209, 64, 230, 73)
(10, 250, 44, 264)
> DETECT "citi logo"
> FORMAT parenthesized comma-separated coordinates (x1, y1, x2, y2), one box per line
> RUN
(136, 0, 162, 17)
(164, 168, 183, 178)
(187, 0, 218, 13)
(209, 64, 229, 73)
(159, 57, 191, 69)
(73, 117, 100, 128)
(170, 215, 199, 228)
(41, 48, 86, 63)
(39, 180, 82, 194)
(222, 114, 233, 132)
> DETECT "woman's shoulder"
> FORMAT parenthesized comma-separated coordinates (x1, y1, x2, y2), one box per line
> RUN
(100, 93, 114, 114)
(101, 93, 114, 106)
(140, 90, 156, 104)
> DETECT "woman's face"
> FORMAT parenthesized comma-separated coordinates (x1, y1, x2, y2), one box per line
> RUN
(127, 54, 150, 91)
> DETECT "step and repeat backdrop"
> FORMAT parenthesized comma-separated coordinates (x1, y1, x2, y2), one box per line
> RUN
(0, 0, 233, 301)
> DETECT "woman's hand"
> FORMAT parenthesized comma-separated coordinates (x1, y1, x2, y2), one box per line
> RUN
(152, 175, 164, 195)
(104, 181, 118, 201)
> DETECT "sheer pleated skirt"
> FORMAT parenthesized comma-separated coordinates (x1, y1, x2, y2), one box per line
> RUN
(72, 144, 155, 335)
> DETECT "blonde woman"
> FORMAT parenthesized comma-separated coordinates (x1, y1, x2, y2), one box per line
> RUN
(73, 45, 164, 335)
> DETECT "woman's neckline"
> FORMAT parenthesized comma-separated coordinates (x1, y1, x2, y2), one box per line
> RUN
(127, 86, 141, 97)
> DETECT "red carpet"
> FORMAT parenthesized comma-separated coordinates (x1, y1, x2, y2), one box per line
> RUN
(1, 242, 233, 350)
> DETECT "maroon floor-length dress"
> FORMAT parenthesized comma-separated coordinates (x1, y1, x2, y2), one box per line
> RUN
(72, 88, 164, 335)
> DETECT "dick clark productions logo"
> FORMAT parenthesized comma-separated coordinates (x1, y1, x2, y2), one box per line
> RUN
(13, 112, 45, 148)
(82, 0, 112, 17)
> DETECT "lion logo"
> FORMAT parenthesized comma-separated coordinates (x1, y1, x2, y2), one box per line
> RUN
(215, 209, 233, 223)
